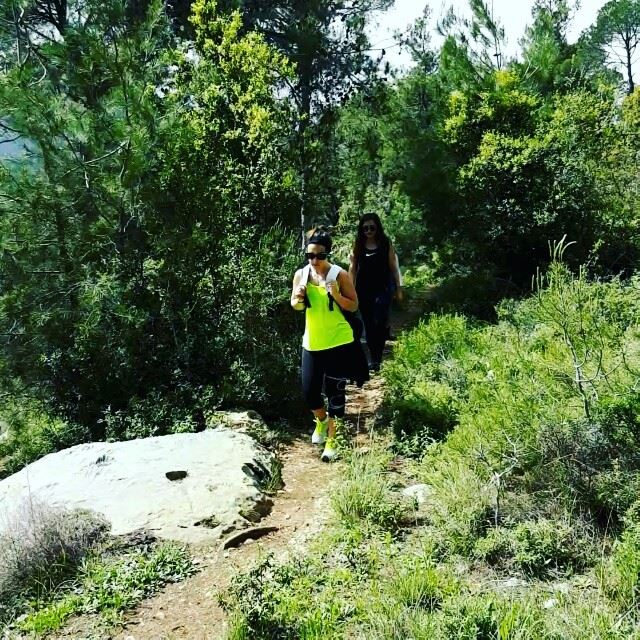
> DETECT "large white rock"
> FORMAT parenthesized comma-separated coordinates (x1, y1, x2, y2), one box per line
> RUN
(0, 428, 276, 543)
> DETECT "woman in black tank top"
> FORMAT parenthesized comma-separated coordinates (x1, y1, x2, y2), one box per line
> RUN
(349, 213, 403, 371)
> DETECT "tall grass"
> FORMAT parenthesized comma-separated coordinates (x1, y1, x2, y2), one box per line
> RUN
(0, 501, 109, 625)
(223, 262, 640, 638)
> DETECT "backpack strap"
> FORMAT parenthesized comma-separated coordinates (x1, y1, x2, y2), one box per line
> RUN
(326, 265, 343, 311)
(326, 264, 342, 284)
(299, 265, 312, 308)
(299, 264, 311, 286)
(301, 264, 343, 310)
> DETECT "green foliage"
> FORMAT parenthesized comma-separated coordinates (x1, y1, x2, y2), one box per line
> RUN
(0, 504, 109, 626)
(220, 445, 403, 639)
(603, 518, 640, 610)
(383, 314, 472, 442)
(220, 554, 355, 640)
(387, 560, 456, 611)
(437, 0, 505, 79)
(78, 543, 193, 615)
(387, 380, 459, 445)
(0, 398, 89, 477)
(386, 262, 640, 563)
(214, 0, 394, 232)
(2, 0, 639, 480)
(443, 80, 614, 281)
(333, 15, 639, 290)
(434, 595, 548, 640)
(221, 416, 639, 639)
(518, 0, 580, 95)
(414, 268, 520, 322)
(475, 518, 595, 577)
(16, 542, 194, 633)
(538, 394, 640, 521)
(587, 0, 640, 94)
(0, 0, 303, 459)
(360, 559, 458, 638)
(331, 451, 406, 532)
(421, 455, 494, 555)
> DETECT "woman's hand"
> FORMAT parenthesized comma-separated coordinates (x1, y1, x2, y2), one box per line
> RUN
(395, 287, 404, 303)
(295, 284, 307, 301)
(325, 280, 339, 299)
(291, 270, 306, 310)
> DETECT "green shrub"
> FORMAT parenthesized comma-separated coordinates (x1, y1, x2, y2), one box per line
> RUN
(391, 264, 640, 538)
(220, 554, 353, 640)
(424, 270, 519, 321)
(386, 560, 457, 612)
(79, 543, 194, 617)
(538, 394, 640, 522)
(383, 315, 473, 442)
(17, 542, 194, 633)
(474, 519, 595, 577)
(0, 503, 109, 624)
(473, 527, 516, 567)
(389, 380, 459, 443)
(603, 519, 640, 610)
(435, 595, 502, 639)
(0, 399, 89, 479)
(101, 388, 210, 441)
(332, 453, 406, 532)
(435, 595, 547, 639)
(421, 455, 493, 555)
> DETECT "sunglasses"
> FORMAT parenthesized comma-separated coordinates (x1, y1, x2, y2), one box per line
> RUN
(306, 252, 328, 260)
(363, 225, 377, 232)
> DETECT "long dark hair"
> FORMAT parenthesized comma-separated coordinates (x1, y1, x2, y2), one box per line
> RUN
(352, 213, 390, 268)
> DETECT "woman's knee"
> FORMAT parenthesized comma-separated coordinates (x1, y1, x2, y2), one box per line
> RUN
(325, 375, 347, 418)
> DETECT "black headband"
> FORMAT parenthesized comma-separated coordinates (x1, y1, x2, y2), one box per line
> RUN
(308, 232, 332, 253)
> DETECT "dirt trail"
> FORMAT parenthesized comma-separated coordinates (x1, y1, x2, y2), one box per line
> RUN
(117, 438, 342, 640)
(56, 296, 424, 640)
(98, 389, 382, 640)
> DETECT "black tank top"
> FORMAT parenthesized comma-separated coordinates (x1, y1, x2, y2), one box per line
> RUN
(356, 245, 389, 298)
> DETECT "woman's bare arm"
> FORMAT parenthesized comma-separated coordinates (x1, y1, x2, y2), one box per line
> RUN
(332, 269, 358, 312)
(388, 245, 403, 301)
(348, 253, 357, 284)
(291, 269, 305, 310)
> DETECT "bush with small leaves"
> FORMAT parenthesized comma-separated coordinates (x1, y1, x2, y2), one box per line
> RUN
(331, 452, 407, 532)
(0, 502, 109, 624)
(475, 518, 596, 577)
(538, 393, 640, 522)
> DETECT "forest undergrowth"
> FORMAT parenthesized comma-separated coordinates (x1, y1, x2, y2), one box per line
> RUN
(221, 256, 640, 639)
(1, 0, 640, 636)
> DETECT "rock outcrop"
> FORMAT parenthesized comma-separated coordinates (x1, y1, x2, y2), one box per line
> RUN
(0, 423, 276, 544)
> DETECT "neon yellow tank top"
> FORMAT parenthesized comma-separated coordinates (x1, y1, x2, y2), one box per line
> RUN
(303, 282, 354, 351)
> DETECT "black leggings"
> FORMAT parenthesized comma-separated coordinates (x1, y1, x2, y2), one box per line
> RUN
(301, 343, 352, 418)
(359, 296, 390, 365)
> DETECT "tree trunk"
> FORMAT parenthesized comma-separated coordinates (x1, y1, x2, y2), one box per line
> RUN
(625, 35, 635, 94)
(298, 79, 312, 249)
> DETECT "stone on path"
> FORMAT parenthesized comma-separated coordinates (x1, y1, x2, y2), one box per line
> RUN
(401, 484, 432, 504)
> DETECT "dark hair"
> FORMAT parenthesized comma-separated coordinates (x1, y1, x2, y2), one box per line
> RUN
(352, 213, 390, 267)
(307, 225, 332, 253)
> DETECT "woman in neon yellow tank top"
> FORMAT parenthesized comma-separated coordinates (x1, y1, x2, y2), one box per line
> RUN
(291, 227, 359, 462)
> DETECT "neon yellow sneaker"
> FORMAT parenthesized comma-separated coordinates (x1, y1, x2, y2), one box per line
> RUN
(311, 416, 328, 445)
(321, 437, 338, 462)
